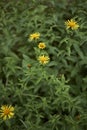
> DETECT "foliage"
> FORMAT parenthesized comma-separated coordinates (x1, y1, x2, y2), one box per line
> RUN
(0, 0, 87, 130)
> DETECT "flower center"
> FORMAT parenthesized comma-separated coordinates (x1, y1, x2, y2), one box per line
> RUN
(40, 45, 44, 47)
(33, 34, 37, 38)
(4, 109, 10, 115)
(41, 57, 45, 62)
(69, 22, 75, 27)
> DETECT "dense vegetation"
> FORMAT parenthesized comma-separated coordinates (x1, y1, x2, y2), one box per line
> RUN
(0, 0, 87, 130)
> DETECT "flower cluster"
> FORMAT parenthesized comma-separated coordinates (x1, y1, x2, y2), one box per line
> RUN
(28, 19, 79, 65)
(29, 32, 50, 65)
(0, 105, 14, 120)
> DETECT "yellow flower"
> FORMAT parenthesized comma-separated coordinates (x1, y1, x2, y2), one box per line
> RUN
(29, 32, 40, 40)
(0, 105, 14, 120)
(65, 19, 79, 30)
(38, 55, 50, 64)
(38, 42, 46, 49)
